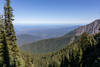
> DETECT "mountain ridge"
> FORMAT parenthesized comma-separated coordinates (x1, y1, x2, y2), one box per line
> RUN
(20, 19, 100, 54)
(74, 19, 100, 36)
(16, 25, 79, 46)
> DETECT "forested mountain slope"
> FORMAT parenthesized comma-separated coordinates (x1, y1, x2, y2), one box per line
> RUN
(21, 19, 100, 54)
(1, 0, 100, 67)
(23, 32, 100, 67)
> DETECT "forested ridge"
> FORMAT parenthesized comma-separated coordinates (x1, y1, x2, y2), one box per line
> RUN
(20, 32, 100, 67)
(21, 20, 100, 54)
(0, 0, 100, 67)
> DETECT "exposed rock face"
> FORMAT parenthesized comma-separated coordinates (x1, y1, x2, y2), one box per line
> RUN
(75, 19, 100, 36)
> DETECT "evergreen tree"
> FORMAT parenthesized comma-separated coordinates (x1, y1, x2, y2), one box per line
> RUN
(1, 0, 25, 67)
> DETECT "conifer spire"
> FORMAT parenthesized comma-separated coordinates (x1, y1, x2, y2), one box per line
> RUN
(1, 0, 25, 67)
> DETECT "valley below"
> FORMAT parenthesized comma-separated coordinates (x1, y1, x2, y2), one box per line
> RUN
(20, 20, 100, 54)
(15, 25, 79, 46)
(21, 20, 100, 67)
(0, 0, 100, 67)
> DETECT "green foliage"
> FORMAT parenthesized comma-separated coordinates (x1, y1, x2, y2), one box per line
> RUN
(22, 32, 100, 67)
(0, 0, 25, 67)
(20, 30, 77, 54)
(79, 32, 96, 51)
(1, 0, 100, 67)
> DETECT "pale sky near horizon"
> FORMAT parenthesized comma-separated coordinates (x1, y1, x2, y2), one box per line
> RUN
(0, 0, 100, 25)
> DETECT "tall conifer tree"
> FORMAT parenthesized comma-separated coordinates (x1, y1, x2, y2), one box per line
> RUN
(2, 0, 25, 67)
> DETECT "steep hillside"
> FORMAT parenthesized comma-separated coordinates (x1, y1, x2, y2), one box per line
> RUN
(21, 19, 100, 54)
(73, 19, 100, 36)
(23, 32, 100, 67)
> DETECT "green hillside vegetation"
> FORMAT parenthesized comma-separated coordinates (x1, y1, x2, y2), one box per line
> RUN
(20, 29, 77, 53)
(1, 0, 100, 67)
(20, 20, 100, 54)
(22, 32, 100, 67)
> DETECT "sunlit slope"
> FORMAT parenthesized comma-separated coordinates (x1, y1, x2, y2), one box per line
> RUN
(23, 32, 100, 67)
(21, 19, 100, 54)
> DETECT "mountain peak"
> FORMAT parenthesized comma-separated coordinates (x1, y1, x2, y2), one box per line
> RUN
(94, 19, 100, 22)
(90, 19, 100, 25)
(75, 19, 100, 36)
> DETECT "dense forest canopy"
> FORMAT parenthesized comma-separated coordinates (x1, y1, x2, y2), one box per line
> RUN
(0, 0, 100, 67)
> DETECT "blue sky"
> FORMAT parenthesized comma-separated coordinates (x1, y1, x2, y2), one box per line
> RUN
(0, 0, 100, 25)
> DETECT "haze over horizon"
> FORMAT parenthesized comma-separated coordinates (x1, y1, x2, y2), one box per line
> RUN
(0, 0, 100, 25)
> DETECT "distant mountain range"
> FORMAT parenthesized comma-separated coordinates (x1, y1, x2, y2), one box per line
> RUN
(15, 25, 79, 46)
(20, 19, 100, 54)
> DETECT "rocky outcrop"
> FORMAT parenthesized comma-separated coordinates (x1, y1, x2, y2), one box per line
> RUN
(75, 19, 100, 36)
